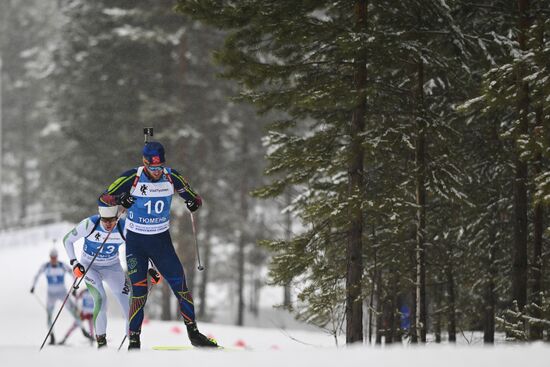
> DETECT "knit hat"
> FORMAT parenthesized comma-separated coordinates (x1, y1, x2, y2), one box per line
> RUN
(143, 142, 165, 165)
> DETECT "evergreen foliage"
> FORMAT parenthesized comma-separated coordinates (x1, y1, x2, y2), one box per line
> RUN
(177, 0, 550, 342)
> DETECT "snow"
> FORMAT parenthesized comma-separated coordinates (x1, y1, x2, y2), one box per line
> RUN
(1, 224, 549, 366)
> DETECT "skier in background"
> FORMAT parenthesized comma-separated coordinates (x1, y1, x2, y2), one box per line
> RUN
(63, 205, 132, 349)
(58, 288, 95, 345)
(30, 248, 83, 345)
(99, 141, 218, 350)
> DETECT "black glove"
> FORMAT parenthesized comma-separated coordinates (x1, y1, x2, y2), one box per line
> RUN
(186, 196, 202, 212)
(116, 192, 135, 209)
(30, 287, 35, 294)
(148, 268, 162, 285)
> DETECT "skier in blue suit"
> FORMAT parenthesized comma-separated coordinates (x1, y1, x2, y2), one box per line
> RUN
(99, 141, 217, 349)
(30, 249, 83, 345)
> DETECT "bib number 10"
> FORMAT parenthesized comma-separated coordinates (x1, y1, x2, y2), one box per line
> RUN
(144, 200, 164, 214)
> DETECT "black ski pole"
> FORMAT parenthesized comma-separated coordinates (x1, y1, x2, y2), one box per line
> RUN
(32, 292, 47, 311)
(39, 216, 121, 351)
(190, 212, 204, 271)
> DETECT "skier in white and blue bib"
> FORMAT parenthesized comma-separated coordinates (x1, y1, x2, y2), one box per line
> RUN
(63, 205, 131, 349)
(30, 248, 83, 345)
(99, 141, 217, 349)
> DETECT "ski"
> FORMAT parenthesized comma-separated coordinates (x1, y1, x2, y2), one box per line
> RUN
(152, 345, 238, 351)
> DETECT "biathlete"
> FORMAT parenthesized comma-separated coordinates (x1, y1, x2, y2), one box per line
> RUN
(99, 141, 217, 349)
(63, 205, 131, 349)
(30, 249, 83, 345)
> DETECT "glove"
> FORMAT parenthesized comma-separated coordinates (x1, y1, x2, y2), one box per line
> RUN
(71, 259, 85, 278)
(116, 192, 135, 209)
(186, 195, 202, 212)
(148, 268, 162, 285)
(30, 287, 35, 294)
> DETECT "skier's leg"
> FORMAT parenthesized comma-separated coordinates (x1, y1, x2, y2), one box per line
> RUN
(148, 231, 217, 347)
(64, 293, 83, 327)
(87, 315, 94, 339)
(46, 292, 63, 344)
(46, 292, 55, 329)
(126, 231, 149, 335)
(84, 268, 108, 336)
(59, 322, 77, 344)
(103, 262, 131, 335)
(147, 230, 195, 325)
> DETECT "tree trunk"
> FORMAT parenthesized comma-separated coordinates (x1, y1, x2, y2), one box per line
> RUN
(387, 265, 398, 344)
(283, 188, 292, 307)
(368, 244, 377, 345)
(346, 0, 367, 345)
(434, 282, 441, 344)
(446, 244, 457, 343)
(415, 56, 427, 344)
(410, 283, 418, 343)
(236, 132, 249, 326)
(484, 119, 502, 343)
(483, 207, 498, 344)
(483, 253, 496, 344)
(529, 12, 545, 342)
(511, 0, 530, 314)
(375, 295, 383, 345)
(395, 296, 404, 343)
(18, 107, 28, 224)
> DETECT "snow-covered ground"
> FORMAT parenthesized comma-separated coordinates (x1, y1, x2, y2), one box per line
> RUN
(0, 224, 548, 366)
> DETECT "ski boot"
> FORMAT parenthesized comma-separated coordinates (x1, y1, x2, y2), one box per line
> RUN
(186, 323, 218, 348)
(58, 336, 67, 345)
(128, 331, 141, 350)
(96, 334, 107, 349)
(49, 333, 56, 345)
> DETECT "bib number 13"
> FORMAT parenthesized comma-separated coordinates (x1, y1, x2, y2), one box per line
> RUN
(144, 200, 164, 214)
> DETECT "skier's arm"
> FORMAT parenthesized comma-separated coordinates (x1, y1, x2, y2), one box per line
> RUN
(63, 218, 93, 263)
(62, 262, 73, 275)
(171, 169, 202, 211)
(31, 263, 46, 291)
(99, 169, 137, 207)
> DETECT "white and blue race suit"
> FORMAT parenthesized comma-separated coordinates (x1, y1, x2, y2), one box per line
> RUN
(31, 261, 71, 294)
(63, 215, 126, 267)
(63, 215, 130, 337)
(31, 261, 82, 329)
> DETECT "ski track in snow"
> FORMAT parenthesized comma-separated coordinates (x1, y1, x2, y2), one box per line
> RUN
(1, 225, 549, 366)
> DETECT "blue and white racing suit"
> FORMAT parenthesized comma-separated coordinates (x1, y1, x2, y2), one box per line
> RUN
(100, 166, 201, 333)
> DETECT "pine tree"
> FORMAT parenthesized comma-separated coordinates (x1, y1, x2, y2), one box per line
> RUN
(0, 0, 60, 226)
(460, 0, 550, 341)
